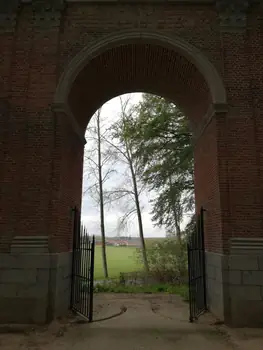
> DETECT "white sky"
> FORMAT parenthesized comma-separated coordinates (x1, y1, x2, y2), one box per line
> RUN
(81, 93, 189, 238)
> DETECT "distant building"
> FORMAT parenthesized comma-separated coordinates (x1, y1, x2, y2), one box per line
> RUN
(95, 236, 142, 247)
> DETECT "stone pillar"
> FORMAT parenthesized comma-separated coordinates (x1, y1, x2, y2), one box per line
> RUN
(0, 241, 72, 324)
(206, 242, 263, 327)
(0, 109, 84, 324)
(0, 112, 83, 325)
(206, 1, 263, 327)
(0, 1, 79, 324)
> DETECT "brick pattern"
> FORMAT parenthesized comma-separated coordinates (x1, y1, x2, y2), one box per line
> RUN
(69, 43, 211, 130)
(0, 2, 263, 255)
(194, 118, 223, 252)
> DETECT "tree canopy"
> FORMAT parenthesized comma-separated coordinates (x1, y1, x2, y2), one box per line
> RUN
(122, 94, 194, 239)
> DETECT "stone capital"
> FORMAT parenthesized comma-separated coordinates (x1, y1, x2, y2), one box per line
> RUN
(216, 0, 250, 31)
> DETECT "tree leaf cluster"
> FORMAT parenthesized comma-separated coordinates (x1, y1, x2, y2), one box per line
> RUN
(122, 94, 194, 237)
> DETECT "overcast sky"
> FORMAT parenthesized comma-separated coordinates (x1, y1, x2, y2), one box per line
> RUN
(81, 93, 189, 238)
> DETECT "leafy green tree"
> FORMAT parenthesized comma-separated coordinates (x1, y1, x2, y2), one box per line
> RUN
(123, 94, 194, 240)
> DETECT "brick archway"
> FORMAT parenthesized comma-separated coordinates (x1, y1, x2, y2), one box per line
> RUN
(51, 29, 228, 253)
(53, 30, 227, 143)
(52, 32, 228, 268)
(52, 29, 228, 250)
(1, 0, 263, 328)
(54, 30, 226, 107)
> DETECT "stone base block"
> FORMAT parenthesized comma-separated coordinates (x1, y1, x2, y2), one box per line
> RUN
(0, 252, 72, 324)
(206, 250, 263, 327)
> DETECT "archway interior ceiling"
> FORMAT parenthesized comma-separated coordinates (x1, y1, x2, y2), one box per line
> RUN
(68, 43, 212, 132)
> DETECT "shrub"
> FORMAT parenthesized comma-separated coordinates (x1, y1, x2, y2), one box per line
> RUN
(94, 281, 189, 300)
(136, 237, 188, 283)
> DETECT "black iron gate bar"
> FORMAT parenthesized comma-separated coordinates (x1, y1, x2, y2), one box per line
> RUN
(71, 207, 95, 322)
(187, 207, 207, 322)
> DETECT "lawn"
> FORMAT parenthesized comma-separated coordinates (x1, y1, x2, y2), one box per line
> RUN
(94, 246, 142, 280)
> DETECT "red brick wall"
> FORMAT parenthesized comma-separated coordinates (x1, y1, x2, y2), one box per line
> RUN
(48, 113, 84, 253)
(216, 11, 263, 252)
(0, 5, 62, 252)
(194, 117, 223, 253)
(1, 2, 262, 254)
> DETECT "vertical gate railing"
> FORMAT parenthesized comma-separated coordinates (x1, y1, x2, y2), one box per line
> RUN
(71, 207, 95, 321)
(187, 207, 207, 322)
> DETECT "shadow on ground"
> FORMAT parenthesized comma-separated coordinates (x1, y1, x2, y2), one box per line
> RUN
(0, 293, 263, 349)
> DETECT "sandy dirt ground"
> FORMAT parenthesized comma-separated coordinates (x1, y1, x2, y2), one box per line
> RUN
(1, 293, 263, 350)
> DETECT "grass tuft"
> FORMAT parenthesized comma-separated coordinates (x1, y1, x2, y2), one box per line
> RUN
(94, 282, 189, 301)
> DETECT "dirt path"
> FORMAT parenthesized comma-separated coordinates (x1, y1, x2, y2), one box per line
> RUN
(0, 293, 263, 349)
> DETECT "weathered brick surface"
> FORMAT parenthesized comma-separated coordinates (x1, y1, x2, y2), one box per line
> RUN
(0, 1, 263, 256)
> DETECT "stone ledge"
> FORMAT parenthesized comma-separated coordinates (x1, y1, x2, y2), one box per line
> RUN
(230, 237, 263, 255)
(11, 236, 49, 254)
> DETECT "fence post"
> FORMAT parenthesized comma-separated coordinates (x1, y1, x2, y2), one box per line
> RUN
(187, 207, 207, 322)
(200, 207, 207, 310)
(88, 236, 95, 322)
(70, 206, 78, 309)
(187, 240, 193, 322)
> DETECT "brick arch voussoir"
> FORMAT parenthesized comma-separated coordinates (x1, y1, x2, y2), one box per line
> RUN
(53, 30, 227, 138)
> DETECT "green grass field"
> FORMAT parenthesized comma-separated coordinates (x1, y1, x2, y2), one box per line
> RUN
(94, 246, 142, 280)
(93, 243, 188, 300)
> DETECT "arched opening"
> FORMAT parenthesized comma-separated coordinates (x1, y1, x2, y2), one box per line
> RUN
(54, 31, 226, 131)
(77, 91, 202, 323)
(68, 43, 210, 132)
(81, 93, 194, 281)
(53, 31, 227, 256)
(52, 32, 228, 323)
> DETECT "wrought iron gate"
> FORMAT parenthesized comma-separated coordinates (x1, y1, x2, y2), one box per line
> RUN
(71, 207, 95, 321)
(187, 207, 207, 322)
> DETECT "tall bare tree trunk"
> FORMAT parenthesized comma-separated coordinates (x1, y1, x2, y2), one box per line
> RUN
(168, 176, 182, 243)
(97, 111, 109, 279)
(127, 145, 149, 272)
